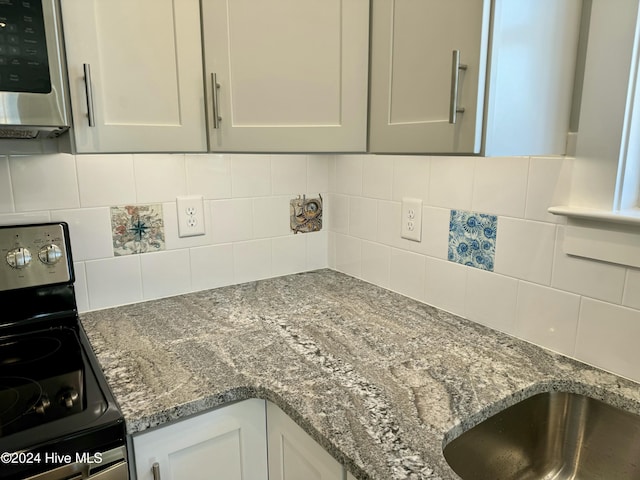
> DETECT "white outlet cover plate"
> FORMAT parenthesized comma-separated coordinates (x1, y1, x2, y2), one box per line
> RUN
(401, 197, 422, 242)
(177, 195, 205, 237)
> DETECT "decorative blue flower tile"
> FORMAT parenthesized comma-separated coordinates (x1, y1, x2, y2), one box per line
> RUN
(448, 210, 498, 271)
(111, 204, 165, 256)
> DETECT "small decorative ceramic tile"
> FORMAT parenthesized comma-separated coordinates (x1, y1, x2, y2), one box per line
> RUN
(448, 209, 498, 271)
(110, 204, 165, 256)
(290, 195, 323, 234)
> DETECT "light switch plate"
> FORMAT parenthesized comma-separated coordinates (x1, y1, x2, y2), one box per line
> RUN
(401, 197, 422, 242)
(177, 195, 205, 237)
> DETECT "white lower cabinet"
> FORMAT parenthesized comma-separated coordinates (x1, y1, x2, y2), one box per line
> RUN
(267, 402, 344, 480)
(132, 399, 268, 480)
(132, 399, 349, 480)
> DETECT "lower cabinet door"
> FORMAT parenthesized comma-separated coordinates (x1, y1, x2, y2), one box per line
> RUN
(132, 399, 268, 480)
(267, 402, 344, 480)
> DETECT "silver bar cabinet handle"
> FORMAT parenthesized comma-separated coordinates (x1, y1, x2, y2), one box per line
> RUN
(211, 73, 221, 129)
(83, 63, 96, 127)
(152, 462, 161, 480)
(449, 50, 467, 124)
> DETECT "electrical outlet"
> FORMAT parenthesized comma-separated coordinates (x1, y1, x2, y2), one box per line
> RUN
(401, 197, 422, 242)
(177, 195, 205, 237)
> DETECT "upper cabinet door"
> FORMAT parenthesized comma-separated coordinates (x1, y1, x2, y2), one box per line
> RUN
(369, 0, 582, 156)
(201, 0, 369, 152)
(369, 0, 490, 154)
(61, 0, 207, 153)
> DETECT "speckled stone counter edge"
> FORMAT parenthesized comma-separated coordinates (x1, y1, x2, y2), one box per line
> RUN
(124, 378, 640, 480)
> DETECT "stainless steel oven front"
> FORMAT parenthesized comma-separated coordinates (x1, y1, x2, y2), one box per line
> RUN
(0, 223, 128, 480)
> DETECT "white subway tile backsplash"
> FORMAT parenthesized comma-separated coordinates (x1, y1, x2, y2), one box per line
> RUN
(253, 196, 291, 239)
(272, 155, 307, 195)
(576, 298, 640, 383)
(307, 155, 330, 193)
(424, 257, 467, 317)
(10, 154, 79, 211)
(362, 155, 393, 200)
(134, 154, 187, 203)
(140, 249, 192, 300)
(0, 211, 50, 225)
(494, 218, 556, 285)
(552, 226, 626, 303)
(525, 156, 573, 223)
(272, 235, 307, 277)
(231, 154, 271, 198)
(0, 156, 14, 213)
(190, 243, 235, 291)
(392, 155, 429, 202)
(349, 196, 377, 241)
(472, 156, 529, 218)
(210, 199, 253, 244)
(327, 231, 337, 270)
(515, 281, 580, 356)
(465, 268, 518, 335)
(390, 248, 425, 302)
(376, 200, 400, 247)
(306, 231, 328, 271)
(335, 233, 361, 278)
(361, 240, 391, 289)
(421, 206, 450, 260)
(233, 239, 272, 283)
(429, 156, 475, 210)
(185, 154, 232, 199)
(50, 208, 113, 261)
(77, 154, 136, 207)
(327, 193, 349, 234)
(623, 268, 640, 309)
(334, 154, 363, 196)
(85, 256, 143, 310)
(73, 262, 89, 313)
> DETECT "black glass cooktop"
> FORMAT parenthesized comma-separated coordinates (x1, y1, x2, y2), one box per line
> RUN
(0, 327, 88, 437)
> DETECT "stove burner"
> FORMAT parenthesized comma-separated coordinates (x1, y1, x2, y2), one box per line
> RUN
(0, 386, 19, 417)
(0, 377, 42, 431)
(0, 337, 62, 367)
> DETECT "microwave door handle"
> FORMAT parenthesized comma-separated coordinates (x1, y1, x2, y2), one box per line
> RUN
(83, 63, 96, 127)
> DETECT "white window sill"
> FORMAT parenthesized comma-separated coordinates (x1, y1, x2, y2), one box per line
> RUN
(548, 206, 640, 225)
(548, 206, 640, 268)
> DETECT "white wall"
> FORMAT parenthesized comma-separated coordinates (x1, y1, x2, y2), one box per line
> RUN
(327, 154, 640, 384)
(2, 151, 640, 384)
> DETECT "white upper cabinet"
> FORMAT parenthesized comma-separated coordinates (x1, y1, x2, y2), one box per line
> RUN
(61, 0, 207, 153)
(369, 0, 583, 156)
(201, 0, 369, 152)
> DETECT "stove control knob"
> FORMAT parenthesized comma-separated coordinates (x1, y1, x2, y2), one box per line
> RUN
(59, 389, 79, 409)
(38, 244, 63, 265)
(34, 396, 51, 415)
(6, 247, 32, 269)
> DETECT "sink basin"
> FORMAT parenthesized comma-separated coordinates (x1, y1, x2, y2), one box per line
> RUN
(443, 391, 640, 480)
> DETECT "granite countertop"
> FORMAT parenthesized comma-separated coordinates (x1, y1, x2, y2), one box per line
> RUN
(80, 269, 640, 480)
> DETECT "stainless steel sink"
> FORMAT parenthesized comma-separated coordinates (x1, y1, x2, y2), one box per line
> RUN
(443, 391, 640, 480)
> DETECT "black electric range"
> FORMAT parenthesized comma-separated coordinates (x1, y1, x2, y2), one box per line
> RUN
(0, 223, 128, 480)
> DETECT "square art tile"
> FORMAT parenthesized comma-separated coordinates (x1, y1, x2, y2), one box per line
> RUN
(448, 209, 498, 271)
(111, 204, 165, 256)
(290, 195, 323, 234)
